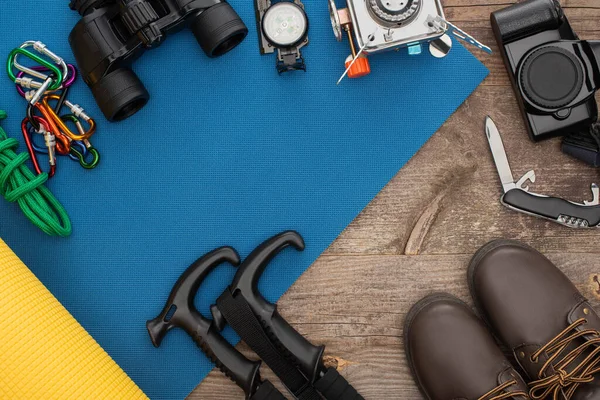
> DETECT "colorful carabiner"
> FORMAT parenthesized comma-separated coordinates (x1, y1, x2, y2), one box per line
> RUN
(15, 64, 77, 98)
(70, 146, 100, 170)
(7, 48, 63, 91)
(21, 116, 56, 178)
(61, 114, 100, 169)
(27, 125, 87, 162)
(41, 95, 96, 141)
(14, 41, 68, 82)
(32, 103, 71, 155)
(9, 41, 100, 178)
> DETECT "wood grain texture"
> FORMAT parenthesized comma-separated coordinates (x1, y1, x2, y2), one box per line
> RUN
(191, 1, 600, 398)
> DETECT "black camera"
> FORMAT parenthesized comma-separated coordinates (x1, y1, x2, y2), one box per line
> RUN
(491, 0, 600, 157)
(69, 0, 248, 122)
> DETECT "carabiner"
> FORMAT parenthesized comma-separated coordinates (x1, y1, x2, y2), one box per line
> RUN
(28, 75, 55, 106)
(21, 116, 56, 178)
(61, 114, 92, 163)
(32, 102, 71, 155)
(7, 47, 63, 91)
(60, 114, 100, 169)
(15, 64, 77, 98)
(16, 41, 68, 79)
(70, 147, 100, 170)
(12, 41, 68, 90)
(70, 141, 90, 161)
(27, 125, 86, 162)
(41, 95, 96, 141)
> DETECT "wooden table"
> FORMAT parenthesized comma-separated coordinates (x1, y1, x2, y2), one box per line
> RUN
(191, 1, 600, 398)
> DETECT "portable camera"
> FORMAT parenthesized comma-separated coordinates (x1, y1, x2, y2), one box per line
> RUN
(328, 0, 490, 80)
(491, 0, 600, 145)
(69, 0, 248, 122)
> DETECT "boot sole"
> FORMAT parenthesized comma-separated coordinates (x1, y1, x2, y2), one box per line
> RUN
(402, 293, 473, 400)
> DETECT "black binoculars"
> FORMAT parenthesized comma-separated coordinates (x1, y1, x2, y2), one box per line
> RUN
(69, 0, 248, 122)
(492, 0, 600, 165)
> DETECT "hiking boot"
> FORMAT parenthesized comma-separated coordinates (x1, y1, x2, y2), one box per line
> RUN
(404, 293, 529, 400)
(469, 240, 600, 400)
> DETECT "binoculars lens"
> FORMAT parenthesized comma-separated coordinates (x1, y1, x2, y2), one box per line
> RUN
(91, 68, 149, 122)
(191, 2, 249, 57)
(70, 0, 248, 122)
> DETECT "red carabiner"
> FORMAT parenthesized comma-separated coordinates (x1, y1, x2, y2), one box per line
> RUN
(21, 116, 56, 178)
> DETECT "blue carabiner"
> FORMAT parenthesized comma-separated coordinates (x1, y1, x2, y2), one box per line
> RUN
(28, 126, 88, 162)
(70, 140, 88, 160)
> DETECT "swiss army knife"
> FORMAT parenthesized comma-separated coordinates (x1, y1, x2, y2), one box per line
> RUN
(485, 117, 600, 228)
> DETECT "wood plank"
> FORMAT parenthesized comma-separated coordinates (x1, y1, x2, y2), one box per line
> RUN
(190, 253, 600, 399)
(445, 0, 598, 7)
(327, 88, 600, 256)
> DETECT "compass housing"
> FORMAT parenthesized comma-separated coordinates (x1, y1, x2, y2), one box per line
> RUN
(261, 2, 309, 47)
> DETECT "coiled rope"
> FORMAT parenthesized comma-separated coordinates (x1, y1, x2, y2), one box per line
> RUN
(0, 110, 71, 237)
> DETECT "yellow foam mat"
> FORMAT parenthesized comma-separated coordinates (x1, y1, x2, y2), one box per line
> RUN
(0, 239, 148, 400)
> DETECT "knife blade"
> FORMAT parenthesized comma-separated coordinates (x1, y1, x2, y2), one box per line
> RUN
(484, 116, 600, 228)
(485, 117, 516, 192)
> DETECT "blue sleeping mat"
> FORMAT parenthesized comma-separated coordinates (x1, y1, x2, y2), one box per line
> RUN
(0, 1, 488, 398)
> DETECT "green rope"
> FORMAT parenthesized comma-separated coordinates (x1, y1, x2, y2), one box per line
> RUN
(0, 110, 71, 237)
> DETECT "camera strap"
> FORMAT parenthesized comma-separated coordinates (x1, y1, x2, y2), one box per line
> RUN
(562, 123, 600, 167)
(491, 0, 565, 43)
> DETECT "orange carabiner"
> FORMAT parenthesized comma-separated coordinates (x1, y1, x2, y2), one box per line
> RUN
(34, 102, 71, 155)
(41, 94, 96, 141)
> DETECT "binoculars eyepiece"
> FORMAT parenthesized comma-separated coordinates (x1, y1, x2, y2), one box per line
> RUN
(69, 0, 248, 122)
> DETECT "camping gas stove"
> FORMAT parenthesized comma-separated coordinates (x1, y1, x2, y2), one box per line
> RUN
(328, 0, 491, 82)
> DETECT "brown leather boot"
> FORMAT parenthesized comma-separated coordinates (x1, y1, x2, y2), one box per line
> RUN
(404, 293, 529, 400)
(469, 240, 600, 400)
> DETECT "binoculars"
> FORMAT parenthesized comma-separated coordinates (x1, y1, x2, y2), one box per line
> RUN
(69, 0, 248, 122)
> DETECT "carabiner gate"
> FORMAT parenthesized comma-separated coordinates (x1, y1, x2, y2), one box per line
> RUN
(40, 95, 96, 141)
(15, 64, 77, 98)
(62, 114, 100, 169)
(7, 47, 63, 91)
(21, 117, 56, 178)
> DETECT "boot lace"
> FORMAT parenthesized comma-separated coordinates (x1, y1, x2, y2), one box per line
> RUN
(478, 379, 528, 400)
(529, 318, 600, 400)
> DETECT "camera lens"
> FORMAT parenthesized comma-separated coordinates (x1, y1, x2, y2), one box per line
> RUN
(190, 2, 248, 58)
(520, 46, 583, 110)
(91, 67, 149, 122)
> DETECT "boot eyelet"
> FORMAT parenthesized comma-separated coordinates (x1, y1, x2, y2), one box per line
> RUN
(584, 308, 590, 315)
(530, 356, 538, 364)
